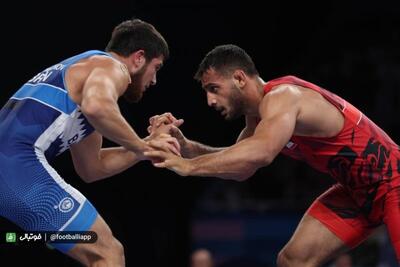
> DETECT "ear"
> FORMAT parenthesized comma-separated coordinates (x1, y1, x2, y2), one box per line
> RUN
(131, 50, 146, 68)
(232, 70, 246, 89)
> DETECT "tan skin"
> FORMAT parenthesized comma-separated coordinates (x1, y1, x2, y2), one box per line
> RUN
(67, 51, 180, 182)
(191, 249, 214, 267)
(59, 51, 180, 267)
(145, 68, 349, 266)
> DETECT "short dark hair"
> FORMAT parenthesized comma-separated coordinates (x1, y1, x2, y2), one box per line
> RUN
(106, 19, 169, 61)
(194, 44, 258, 81)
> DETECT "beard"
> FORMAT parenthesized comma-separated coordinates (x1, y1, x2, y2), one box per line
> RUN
(224, 84, 246, 120)
(123, 83, 143, 103)
(123, 65, 146, 103)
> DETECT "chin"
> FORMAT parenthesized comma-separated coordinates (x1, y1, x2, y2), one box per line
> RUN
(224, 114, 233, 121)
(225, 111, 241, 121)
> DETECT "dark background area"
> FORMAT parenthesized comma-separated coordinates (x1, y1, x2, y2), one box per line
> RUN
(0, 1, 400, 266)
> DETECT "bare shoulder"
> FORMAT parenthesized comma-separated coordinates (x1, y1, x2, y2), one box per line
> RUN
(269, 83, 302, 96)
(69, 55, 130, 83)
(66, 55, 130, 104)
(268, 84, 344, 137)
(88, 55, 129, 80)
(260, 83, 302, 111)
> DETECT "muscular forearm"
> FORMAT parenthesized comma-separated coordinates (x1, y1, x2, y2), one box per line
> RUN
(187, 139, 271, 181)
(86, 147, 140, 182)
(83, 103, 148, 154)
(183, 139, 226, 158)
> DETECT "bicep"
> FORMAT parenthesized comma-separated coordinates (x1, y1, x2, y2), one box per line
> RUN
(225, 106, 297, 168)
(249, 86, 300, 159)
(252, 111, 297, 158)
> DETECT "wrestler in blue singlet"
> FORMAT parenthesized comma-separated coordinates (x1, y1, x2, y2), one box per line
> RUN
(0, 50, 110, 252)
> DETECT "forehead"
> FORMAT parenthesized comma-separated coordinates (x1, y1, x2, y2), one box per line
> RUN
(201, 68, 228, 87)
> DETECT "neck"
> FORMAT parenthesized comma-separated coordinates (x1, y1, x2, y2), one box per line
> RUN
(244, 76, 267, 116)
(108, 52, 130, 67)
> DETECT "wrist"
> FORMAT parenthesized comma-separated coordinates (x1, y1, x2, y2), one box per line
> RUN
(183, 158, 194, 176)
(130, 140, 150, 161)
(181, 138, 193, 157)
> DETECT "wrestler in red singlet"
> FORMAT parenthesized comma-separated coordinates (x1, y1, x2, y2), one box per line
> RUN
(264, 76, 400, 256)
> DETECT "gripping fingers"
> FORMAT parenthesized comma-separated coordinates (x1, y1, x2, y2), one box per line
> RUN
(149, 115, 159, 125)
(153, 161, 167, 168)
(163, 112, 177, 122)
(150, 113, 179, 127)
(158, 133, 172, 138)
(166, 143, 180, 156)
(157, 134, 180, 149)
(165, 137, 181, 151)
(148, 138, 180, 156)
(172, 119, 184, 127)
(155, 116, 173, 127)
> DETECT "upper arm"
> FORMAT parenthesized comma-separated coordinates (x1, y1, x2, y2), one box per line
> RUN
(246, 84, 301, 162)
(70, 131, 102, 180)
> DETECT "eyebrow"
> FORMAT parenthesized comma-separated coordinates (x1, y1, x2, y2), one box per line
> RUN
(203, 83, 218, 91)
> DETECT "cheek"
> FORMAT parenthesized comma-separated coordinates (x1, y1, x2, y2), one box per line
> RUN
(145, 69, 155, 80)
(222, 96, 231, 106)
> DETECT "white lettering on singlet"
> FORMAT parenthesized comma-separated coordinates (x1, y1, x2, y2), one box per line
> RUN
(28, 63, 65, 84)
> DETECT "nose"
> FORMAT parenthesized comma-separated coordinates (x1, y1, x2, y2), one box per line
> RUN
(207, 92, 216, 107)
(150, 73, 157, 86)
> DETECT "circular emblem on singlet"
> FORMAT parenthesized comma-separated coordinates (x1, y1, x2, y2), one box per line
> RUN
(58, 197, 74, 213)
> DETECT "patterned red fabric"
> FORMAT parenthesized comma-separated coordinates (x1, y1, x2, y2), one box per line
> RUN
(264, 76, 400, 259)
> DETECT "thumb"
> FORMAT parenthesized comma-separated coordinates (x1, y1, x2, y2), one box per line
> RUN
(170, 126, 185, 141)
(173, 119, 184, 127)
(170, 125, 180, 135)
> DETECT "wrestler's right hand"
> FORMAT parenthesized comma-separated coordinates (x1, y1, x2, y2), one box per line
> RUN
(147, 112, 183, 134)
(147, 112, 187, 148)
(146, 133, 181, 155)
